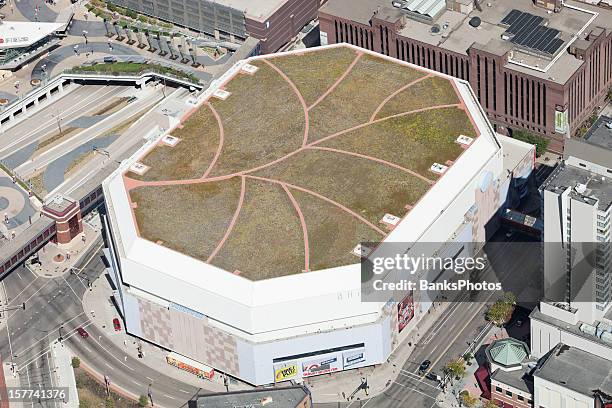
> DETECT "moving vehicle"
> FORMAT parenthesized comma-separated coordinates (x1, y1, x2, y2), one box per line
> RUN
(419, 360, 431, 372)
(77, 327, 89, 338)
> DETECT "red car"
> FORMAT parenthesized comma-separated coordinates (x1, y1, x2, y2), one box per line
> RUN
(77, 327, 89, 338)
(113, 318, 122, 332)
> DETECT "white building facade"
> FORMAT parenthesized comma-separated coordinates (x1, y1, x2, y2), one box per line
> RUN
(102, 47, 534, 385)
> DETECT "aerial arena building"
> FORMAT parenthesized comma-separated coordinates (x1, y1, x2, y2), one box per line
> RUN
(102, 44, 534, 385)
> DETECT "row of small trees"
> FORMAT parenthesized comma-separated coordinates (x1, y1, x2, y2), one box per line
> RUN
(442, 292, 517, 407)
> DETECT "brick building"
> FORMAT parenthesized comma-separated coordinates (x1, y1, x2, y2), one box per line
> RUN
(486, 338, 534, 408)
(319, 0, 612, 152)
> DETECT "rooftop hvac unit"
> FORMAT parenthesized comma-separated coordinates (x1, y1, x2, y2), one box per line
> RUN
(579, 323, 597, 336)
(430, 162, 448, 174)
(575, 183, 587, 194)
(602, 331, 612, 345)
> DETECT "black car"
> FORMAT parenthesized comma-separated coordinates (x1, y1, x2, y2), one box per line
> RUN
(419, 360, 431, 372)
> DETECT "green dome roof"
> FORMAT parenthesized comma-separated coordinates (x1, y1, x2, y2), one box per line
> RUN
(488, 338, 528, 367)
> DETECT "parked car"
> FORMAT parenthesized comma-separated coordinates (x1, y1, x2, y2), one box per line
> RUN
(77, 327, 89, 338)
(515, 319, 524, 327)
(419, 360, 431, 372)
(113, 318, 122, 332)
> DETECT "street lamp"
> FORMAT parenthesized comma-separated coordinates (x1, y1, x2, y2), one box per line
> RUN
(52, 111, 62, 134)
(147, 383, 154, 407)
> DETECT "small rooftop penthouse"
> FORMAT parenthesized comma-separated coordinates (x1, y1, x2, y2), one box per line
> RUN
(542, 119, 612, 210)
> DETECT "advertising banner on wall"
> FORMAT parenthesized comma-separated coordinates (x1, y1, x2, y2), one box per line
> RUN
(342, 349, 366, 369)
(398, 291, 415, 333)
(302, 355, 342, 377)
(320, 31, 328, 45)
(166, 353, 214, 380)
(273, 363, 298, 382)
(555, 109, 568, 134)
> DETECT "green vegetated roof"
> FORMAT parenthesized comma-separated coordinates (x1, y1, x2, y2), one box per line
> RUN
(126, 45, 479, 281)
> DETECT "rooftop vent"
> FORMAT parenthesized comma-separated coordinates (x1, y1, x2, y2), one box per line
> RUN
(129, 162, 150, 175)
(456, 135, 474, 146)
(241, 63, 259, 75)
(353, 243, 373, 257)
(431, 24, 440, 33)
(575, 183, 587, 194)
(213, 89, 231, 100)
(161, 135, 180, 147)
(430, 163, 448, 174)
(381, 213, 401, 227)
(469, 17, 481, 27)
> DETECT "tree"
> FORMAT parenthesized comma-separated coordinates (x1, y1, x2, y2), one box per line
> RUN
(459, 391, 479, 408)
(105, 397, 115, 408)
(79, 400, 91, 408)
(487, 300, 513, 327)
(463, 352, 474, 365)
(502, 291, 516, 305)
(71, 357, 80, 368)
(486, 292, 516, 327)
(483, 400, 500, 408)
(607, 87, 612, 101)
(445, 358, 467, 380)
(139, 395, 149, 407)
(512, 130, 549, 157)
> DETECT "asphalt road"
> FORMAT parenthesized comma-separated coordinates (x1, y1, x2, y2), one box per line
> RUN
(315, 229, 539, 408)
(0, 244, 103, 407)
(14, 87, 163, 177)
(0, 85, 126, 163)
(0, 228, 538, 408)
(0, 241, 206, 408)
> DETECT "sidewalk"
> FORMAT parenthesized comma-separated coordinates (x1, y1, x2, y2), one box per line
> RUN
(2, 357, 23, 408)
(26, 211, 102, 279)
(81, 273, 245, 394)
(50, 340, 79, 407)
(437, 325, 511, 408)
(308, 301, 453, 403)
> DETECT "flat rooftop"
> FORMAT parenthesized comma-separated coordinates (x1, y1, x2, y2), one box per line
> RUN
(534, 343, 612, 397)
(320, 0, 612, 84)
(541, 162, 612, 209)
(584, 115, 612, 150)
(530, 306, 612, 350)
(123, 45, 482, 281)
(491, 365, 534, 395)
(218, 0, 289, 21)
(195, 386, 309, 408)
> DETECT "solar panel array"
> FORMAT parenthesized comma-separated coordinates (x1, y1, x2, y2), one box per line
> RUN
(500, 9, 565, 55)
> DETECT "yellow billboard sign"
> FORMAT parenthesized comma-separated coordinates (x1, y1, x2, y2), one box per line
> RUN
(274, 364, 297, 382)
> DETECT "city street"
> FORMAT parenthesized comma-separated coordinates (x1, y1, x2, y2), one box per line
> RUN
(315, 229, 539, 408)
(0, 240, 204, 407)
